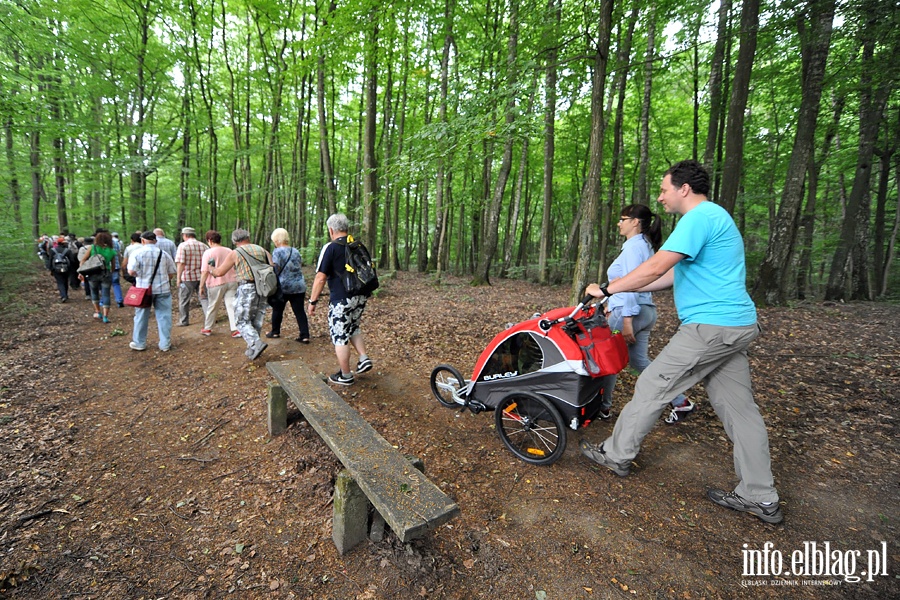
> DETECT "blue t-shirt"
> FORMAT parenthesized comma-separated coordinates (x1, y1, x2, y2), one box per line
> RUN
(316, 238, 349, 303)
(660, 201, 756, 326)
(607, 234, 655, 317)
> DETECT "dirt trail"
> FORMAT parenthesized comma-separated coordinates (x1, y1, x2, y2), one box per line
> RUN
(1, 269, 897, 599)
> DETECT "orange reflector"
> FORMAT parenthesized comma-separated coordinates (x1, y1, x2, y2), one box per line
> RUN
(504, 403, 518, 413)
(526, 448, 546, 456)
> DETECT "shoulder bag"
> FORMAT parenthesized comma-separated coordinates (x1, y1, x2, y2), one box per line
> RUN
(77, 247, 107, 278)
(124, 250, 163, 308)
(237, 247, 277, 297)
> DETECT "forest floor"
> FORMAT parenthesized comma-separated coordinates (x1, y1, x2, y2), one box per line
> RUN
(0, 267, 898, 599)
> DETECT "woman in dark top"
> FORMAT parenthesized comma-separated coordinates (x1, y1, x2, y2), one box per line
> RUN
(267, 228, 310, 342)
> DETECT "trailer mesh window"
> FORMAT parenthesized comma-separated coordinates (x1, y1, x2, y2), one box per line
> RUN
(482, 333, 543, 378)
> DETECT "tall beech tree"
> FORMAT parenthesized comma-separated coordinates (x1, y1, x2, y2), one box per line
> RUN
(754, 0, 836, 305)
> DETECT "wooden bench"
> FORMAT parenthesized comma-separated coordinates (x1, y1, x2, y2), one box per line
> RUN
(266, 360, 460, 554)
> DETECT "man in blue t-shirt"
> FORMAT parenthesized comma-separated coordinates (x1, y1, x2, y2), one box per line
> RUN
(581, 160, 782, 524)
(306, 213, 374, 386)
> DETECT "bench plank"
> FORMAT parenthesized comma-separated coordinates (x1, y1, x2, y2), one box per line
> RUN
(267, 361, 459, 543)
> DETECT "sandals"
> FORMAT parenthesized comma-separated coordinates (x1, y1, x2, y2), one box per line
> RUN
(265, 332, 280, 338)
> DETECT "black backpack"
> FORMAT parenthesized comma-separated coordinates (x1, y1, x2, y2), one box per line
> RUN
(51, 247, 70, 274)
(336, 236, 379, 297)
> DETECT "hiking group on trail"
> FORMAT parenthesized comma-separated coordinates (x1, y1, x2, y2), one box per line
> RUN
(38, 214, 379, 382)
(38, 161, 782, 525)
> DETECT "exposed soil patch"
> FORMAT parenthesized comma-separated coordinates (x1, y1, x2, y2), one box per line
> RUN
(1, 269, 898, 599)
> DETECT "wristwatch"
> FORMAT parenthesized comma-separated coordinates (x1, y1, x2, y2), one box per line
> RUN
(308, 298, 318, 305)
(600, 283, 613, 297)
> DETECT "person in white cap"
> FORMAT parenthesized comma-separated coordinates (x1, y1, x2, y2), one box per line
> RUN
(174, 226, 209, 327)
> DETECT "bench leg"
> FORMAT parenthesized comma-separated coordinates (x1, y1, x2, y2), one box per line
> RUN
(369, 456, 426, 543)
(267, 382, 288, 436)
(333, 470, 368, 555)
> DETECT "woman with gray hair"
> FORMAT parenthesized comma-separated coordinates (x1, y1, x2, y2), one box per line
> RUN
(266, 228, 310, 342)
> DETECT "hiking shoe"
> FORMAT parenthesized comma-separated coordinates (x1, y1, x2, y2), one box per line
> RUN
(707, 489, 783, 524)
(129, 342, 146, 351)
(231, 330, 242, 338)
(664, 399, 696, 424)
(578, 440, 630, 476)
(356, 357, 373, 374)
(328, 371, 355, 386)
(249, 340, 268, 360)
(200, 329, 212, 336)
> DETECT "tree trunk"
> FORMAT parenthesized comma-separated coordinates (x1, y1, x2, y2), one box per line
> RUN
(180, 74, 192, 231)
(3, 107, 22, 229)
(128, 0, 152, 230)
(635, 9, 656, 204)
(502, 79, 536, 277)
(719, 0, 760, 215)
(538, 0, 560, 285)
(703, 0, 731, 171)
(1, 50, 22, 228)
(608, 5, 639, 214)
(390, 20, 410, 271)
(361, 15, 379, 252)
(29, 124, 43, 240)
(570, 0, 615, 303)
(796, 93, 842, 298)
(824, 7, 895, 300)
(47, 64, 68, 233)
(473, 0, 519, 286)
(317, 1, 338, 216)
(881, 155, 900, 294)
(753, 0, 835, 305)
(873, 107, 898, 295)
(188, 0, 220, 231)
(431, 0, 456, 276)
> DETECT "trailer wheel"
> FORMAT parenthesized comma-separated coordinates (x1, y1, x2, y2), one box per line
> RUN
(430, 364, 467, 408)
(494, 392, 566, 466)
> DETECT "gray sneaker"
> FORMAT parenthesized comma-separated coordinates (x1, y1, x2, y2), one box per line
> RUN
(129, 342, 146, 351)
(579, 440, 630, 476)
(249, 340, 268, 360)
(706, 489, 783, 524)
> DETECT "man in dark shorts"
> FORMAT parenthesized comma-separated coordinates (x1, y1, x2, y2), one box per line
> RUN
(307, 213, 374, 386)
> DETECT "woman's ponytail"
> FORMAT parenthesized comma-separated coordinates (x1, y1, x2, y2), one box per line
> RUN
(646, 214, 662, 251)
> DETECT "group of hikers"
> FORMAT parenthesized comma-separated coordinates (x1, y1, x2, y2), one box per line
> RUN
(37, 159, 783, 525)
(38, 214, 374, 386)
